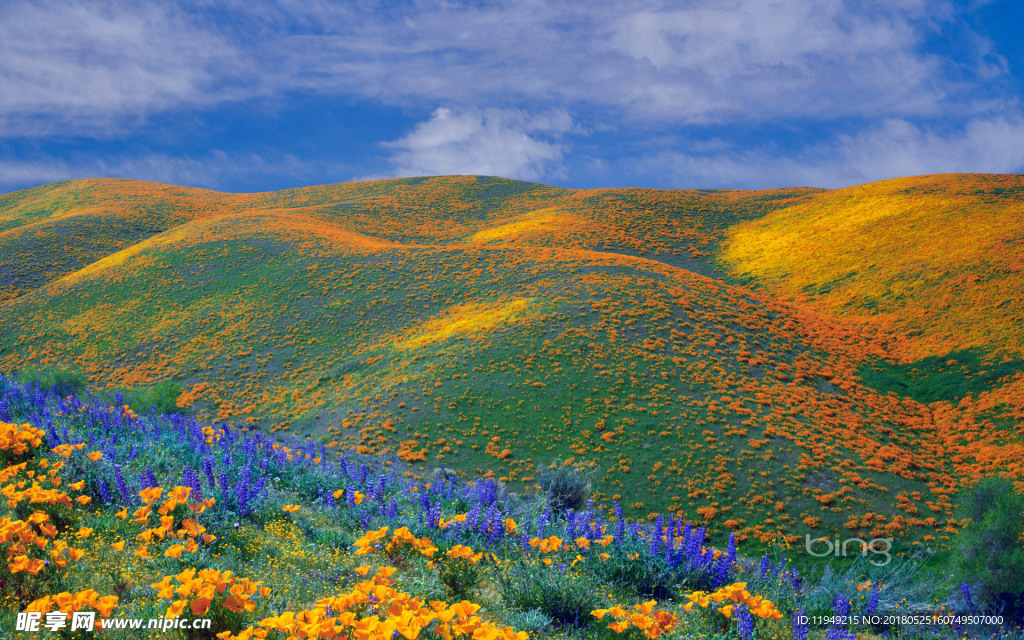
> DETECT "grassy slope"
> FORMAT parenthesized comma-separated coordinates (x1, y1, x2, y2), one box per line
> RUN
(0, 174, 1020, 555)
(720, 173, 1024, 493)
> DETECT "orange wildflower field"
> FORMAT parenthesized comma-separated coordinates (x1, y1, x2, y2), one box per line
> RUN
(2, 172, 1022, 555)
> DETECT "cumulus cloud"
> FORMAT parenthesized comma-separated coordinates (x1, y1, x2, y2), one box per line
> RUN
(382, 108, 574, 181)
(635, 114, 1024, 189)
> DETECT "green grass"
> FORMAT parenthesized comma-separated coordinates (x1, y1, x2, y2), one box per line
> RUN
(857, 348, 1024, 404)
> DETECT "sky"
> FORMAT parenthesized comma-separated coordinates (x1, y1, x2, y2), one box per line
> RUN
(1, 0, 1022, 193)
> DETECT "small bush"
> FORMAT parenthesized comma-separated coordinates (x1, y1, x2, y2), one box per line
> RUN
(16, 367, 88, 398)
(497, 559, 603, 628)
(437, 554, 485, 600)
(122, 380, 187, 416)
(953, 476, 1024, 621)
(537, 460, 593, 513)
(504, 609, 553, 634)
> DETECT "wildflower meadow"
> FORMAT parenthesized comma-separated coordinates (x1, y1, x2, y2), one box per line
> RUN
(1, 173, 1022, 638)
(1, 373, 1020, 639)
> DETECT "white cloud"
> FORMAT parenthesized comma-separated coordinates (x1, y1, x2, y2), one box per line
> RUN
(382, 107, 574, 181)
(635, 114, 1024, 188)
(1, 0, 1012, 135)
(0, 1, 254, 136)
(0, 151, 308, 193)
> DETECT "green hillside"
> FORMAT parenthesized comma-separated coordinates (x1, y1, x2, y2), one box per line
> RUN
(2, 174, 1021, 555)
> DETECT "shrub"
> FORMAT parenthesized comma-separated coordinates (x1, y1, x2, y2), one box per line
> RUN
(496, 559, 603, 628)
(123, 380, 187, 415)
(504, 609, 553, 634)
(537, 459, 593, 513)
(953, 476, 1024, 621)
(596, 543, 679, 599)
(16, 367, 88, 398)
(436, 547, 486, 600)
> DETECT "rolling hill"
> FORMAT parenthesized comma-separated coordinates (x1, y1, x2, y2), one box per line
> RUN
(1, 173, 1021, 554)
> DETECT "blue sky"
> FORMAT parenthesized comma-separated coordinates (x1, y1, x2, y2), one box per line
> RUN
(1, 0, 1022, 193)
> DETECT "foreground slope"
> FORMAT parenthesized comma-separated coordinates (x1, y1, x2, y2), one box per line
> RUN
(1, 174, 1021, 553)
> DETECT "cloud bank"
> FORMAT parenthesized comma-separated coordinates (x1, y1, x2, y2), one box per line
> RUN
(1, 0, 1021, 189)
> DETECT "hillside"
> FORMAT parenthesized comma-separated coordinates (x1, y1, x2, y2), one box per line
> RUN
(1, 173, 1021, 554)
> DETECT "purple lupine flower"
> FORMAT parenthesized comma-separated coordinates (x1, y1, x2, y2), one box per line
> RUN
(712, 552, 732, 586)
(386, 499, 398, 519)
(126, 444, 139, 463)
(519, 534, 532, 554)
(649, 515, 664, 555)
(727, 532, 736, 557)
(182, 467, 204, 502)
(202, 457, 216, 488)
(866, 583, 880, 616)
(234, 462, 253, 516)
(347, 487, 359, 508)
(793, 609, 809, 640)
(735, 603, 753, 640)
(97, 479, 112, 504)
(790, 567, 802, 596)
(113, 465, 132, 504)
(536, 508, 549, 538)
(684, 526, 703, 563)
(465, 504, 481, 530)
(833, 594, 850, 617)
(960, 583, 975, 614)
(760, 553, 772, 579)
(827, 595, 857, 640)
(141, 466, 159, 490)
(320, 489, 335, 508)
(827, 628, 857, 640)
(46, 419, 60, 447)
